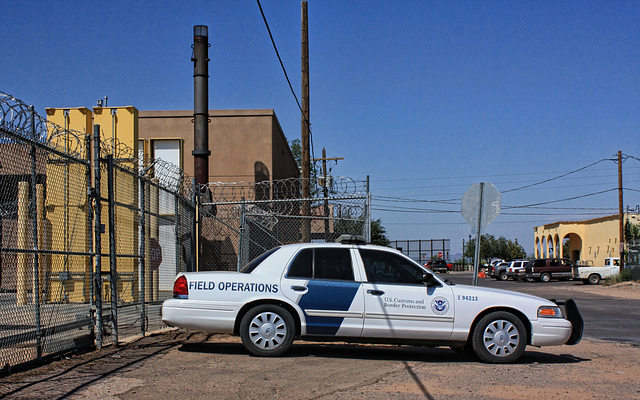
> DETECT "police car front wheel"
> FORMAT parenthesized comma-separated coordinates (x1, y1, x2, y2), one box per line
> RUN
(240, 305, 295, 357)
(472, 311, 527, 363)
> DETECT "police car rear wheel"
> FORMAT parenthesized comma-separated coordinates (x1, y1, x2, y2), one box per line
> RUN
(240, 305, 295, 357)
(472, 311, 526, 364)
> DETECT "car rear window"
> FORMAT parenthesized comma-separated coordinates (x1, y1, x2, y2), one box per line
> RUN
(240, 247, 280, 273)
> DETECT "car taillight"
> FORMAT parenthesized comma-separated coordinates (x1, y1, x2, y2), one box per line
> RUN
(173, 275, 188, 299)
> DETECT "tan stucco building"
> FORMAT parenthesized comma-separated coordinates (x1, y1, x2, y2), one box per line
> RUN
(138, 109, 299, 185)
(534, 213, 640, 266)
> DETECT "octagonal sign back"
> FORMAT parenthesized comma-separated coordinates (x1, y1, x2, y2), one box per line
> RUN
(461, 182, 501, 228)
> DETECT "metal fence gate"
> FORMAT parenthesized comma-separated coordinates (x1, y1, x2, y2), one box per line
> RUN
(198, 177, 370, 271)
(390, 239, 451, 264)
(0, 91, 195, 373)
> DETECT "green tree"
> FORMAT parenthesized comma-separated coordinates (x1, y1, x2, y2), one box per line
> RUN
(289, 138, 302, 169)
(463, 234, 527, 263)
(624, 219, 640, 242)
(370, 218, 390, 246)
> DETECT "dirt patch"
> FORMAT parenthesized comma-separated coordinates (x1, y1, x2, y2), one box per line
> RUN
(333, 340, 640, 400)
(1, 332, 639, 400)
(565, 280, 640, 300)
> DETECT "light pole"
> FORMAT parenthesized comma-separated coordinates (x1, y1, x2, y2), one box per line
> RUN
(468, 234, 472, 270)
(462, 238, 465, 270)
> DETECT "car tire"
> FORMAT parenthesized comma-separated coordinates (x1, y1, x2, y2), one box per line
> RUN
(472, 311, 527, 364)
(240, 304, 295, 357)
(540, 273, 551, 282)
(588, 274, 600, 285)
(498, 271, 508, 281)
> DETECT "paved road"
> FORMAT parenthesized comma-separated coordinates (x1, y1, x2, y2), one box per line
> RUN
(445, 271, 640, 345)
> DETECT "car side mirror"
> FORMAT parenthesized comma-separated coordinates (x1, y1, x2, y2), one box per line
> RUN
(422, 273, 442, 287)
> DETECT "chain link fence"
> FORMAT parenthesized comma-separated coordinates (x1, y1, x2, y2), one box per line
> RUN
(0, 91, 195, 373)
(1, 90, 369, 372)
(198, 177, 370, 271)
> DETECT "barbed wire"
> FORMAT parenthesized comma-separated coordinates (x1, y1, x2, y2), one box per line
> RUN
(202, 176, 367, 203)
(0, 91, 88, 158)
(1, 91, 193, 197)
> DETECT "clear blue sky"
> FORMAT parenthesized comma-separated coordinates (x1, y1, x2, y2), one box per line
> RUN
(2, 1, 639, 255)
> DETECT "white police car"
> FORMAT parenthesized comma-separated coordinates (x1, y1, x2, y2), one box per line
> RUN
(162, 236, 582, 363)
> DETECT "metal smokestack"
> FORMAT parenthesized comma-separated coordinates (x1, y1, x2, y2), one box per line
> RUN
(192, 25, 210, 187)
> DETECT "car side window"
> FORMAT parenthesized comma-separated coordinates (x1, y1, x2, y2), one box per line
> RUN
(288, 249, 313, 278)
(359, 249, 425, 284)
(287, 248, 354, 281)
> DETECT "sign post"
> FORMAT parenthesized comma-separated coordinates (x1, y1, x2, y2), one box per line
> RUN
(461, 183, 501, 286)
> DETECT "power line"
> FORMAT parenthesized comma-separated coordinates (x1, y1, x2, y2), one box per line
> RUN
(501, 159, 611, 193)
(371, 165, 640, 184)
(372, 188, 620, 215)
(503, 188, 617, 208)
(256, 0, 315, 161)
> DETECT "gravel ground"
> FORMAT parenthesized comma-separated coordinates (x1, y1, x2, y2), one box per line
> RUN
(1, 283, 639, 400)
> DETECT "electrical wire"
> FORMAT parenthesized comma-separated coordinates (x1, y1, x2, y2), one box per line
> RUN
(496, 159, 612, 193)
(256, 0, 316, 163)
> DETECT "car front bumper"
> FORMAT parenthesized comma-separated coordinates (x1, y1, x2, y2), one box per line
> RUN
(530, 299, 583, 346)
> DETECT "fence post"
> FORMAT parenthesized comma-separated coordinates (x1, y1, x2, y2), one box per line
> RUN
(238, 197, 246, 271)
(175, 194, 181, 275)
(191, 180, 197, 272)
(29, 106, 43, 359)
(17, 182, 28, 305)
(149, 185, 159, 301)
(92, 124, 103, 348)
(85, 134, 93, 304)
(106, 154, 118, 344)
(139, 176, 147, 337)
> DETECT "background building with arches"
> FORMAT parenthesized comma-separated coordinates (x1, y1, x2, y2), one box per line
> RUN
(534, 213, 640, 266)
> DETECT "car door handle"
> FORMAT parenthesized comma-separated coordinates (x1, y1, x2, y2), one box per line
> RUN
(367, 289, 385, 296)
(291, 285, 308, 292)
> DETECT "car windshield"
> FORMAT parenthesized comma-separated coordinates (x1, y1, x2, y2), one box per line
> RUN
(239, 247, 280, 273)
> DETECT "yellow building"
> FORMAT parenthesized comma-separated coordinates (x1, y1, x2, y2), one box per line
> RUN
(45, 106, 138, 303)
(533, 213, 640, 266)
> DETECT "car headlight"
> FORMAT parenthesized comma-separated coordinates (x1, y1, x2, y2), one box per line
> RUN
(538, 306, 563, 318)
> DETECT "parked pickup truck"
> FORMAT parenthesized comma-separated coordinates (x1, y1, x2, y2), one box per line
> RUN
(572, 257, 620, 285)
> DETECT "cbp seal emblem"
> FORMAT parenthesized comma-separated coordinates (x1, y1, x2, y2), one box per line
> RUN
(431, 297, 449, 315)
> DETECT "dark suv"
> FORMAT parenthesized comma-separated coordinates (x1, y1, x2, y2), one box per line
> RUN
(521, 258, 577, 282)
(425, 259, 448, 273)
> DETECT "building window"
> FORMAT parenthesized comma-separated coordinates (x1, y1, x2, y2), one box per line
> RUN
(152, 139, 182, 214)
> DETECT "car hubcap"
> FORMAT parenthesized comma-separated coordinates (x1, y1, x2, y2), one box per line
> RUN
(483, 319, 520, 357)
(248, 311, 287, 350)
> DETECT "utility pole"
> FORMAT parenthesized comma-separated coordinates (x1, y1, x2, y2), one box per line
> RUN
(312, 148, 343, 241)
(618, 151, 625, 271)
(301, 1, 311, 242)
